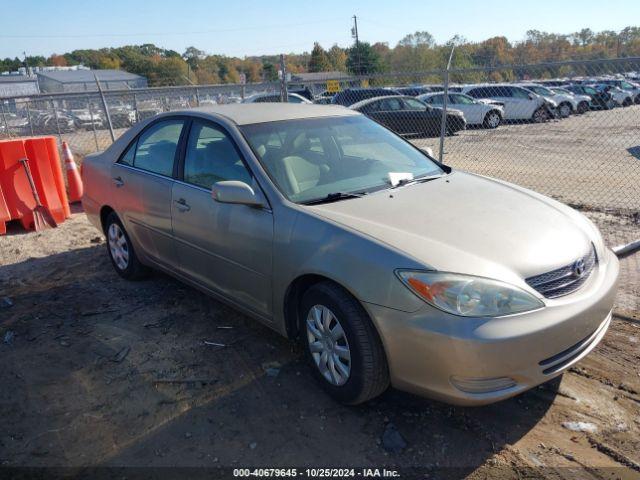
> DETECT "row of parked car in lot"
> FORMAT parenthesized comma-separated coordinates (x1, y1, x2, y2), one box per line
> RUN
(243, 76, 640, 139)
(2, 76, 637, 139)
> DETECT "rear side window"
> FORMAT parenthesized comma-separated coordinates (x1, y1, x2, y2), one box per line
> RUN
(510, 87, 530, 99)
(124, 120, 185, 177)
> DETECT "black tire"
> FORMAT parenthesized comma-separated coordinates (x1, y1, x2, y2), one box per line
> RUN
(634, 95, 640, 105)
(577, 101, 589, 114)
(532, 107, 549, 123)
(300, 281, 389, 404)
(104, 211, 149, 280)
(482, 110, 502, 129)
(558, 102, 572, 118)
(622, 97, 633, 107)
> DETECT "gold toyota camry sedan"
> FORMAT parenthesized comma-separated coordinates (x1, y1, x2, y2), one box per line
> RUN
(82, 104, 618, 405)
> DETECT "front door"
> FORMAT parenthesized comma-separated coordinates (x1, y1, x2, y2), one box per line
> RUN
(171, 120, 274, 318)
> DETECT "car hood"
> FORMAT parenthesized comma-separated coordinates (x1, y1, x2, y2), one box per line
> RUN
(307, 171, 593, 288)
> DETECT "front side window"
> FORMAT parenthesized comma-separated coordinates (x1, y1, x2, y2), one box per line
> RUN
(403, 98, 427, 110)
(450, 94, 475, 105)
(241, 116, 444, 203)
(184, 121, 252, 189)
(133, 119, 185, 176)
(427, 94, 444, 104)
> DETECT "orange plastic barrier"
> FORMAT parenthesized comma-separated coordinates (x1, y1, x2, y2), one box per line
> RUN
(0, 185, 10, 235)
(0, 136, 71, 233)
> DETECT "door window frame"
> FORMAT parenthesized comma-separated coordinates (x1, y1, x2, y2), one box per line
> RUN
(115, 115, 191, 180)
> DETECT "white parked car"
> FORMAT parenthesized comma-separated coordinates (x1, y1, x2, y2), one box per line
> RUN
(599, 79, 640, 104)
(243, 92, 312, 104)
(518, 84, 585, 117)
(549, 87, 592, 113)
(418, 92, 504, 128)
(597, 85, 633, 107)
(460, 84, 556, 122)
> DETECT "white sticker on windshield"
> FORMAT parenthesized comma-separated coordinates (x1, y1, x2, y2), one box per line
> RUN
(388, 172, 414, 187)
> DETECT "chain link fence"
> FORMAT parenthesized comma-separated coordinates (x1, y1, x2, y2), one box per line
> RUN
(1, 57, 638, 308)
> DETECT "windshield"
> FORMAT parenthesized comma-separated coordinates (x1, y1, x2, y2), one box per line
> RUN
(241, 115, 444, 204)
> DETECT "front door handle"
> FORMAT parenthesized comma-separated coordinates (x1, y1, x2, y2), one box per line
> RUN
(174, 198, 190, 212)
(113, 176, 124, 187)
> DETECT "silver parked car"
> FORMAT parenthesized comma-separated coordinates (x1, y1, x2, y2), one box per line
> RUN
(82, 104, 619, 406)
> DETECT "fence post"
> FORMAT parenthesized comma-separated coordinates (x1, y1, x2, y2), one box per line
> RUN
(51, 99, 63, 144)
(194, 86, 200, 107)
(279, 54, 288, 102)
(0, 102, 10, 138)
(132, 93, 139, 124)
(438, 45, 455, 163)
(94, 73, 115, 142)
(25, 101, 34, 136)
(87, 96, 100, 151)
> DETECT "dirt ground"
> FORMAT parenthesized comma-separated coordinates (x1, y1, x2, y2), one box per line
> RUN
(0, 215, 638, 478)
(1, 108, 640, 478)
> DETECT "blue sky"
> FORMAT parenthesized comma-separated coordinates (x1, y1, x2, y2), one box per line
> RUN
(1, 0, 639, 59)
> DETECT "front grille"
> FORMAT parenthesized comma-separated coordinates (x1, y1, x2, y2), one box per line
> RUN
(525, 246, 597, 298)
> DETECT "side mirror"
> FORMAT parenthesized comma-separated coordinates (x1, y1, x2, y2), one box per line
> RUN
(211, 181, 264, 207)
(528, 93, 536, 100)
(420, 147, 434, 157)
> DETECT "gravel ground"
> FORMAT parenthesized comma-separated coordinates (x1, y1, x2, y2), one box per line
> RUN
(1, 107, 639, 478)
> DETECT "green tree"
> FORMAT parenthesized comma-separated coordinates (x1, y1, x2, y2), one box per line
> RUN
(262, 62, 278, 81)
(308, 42, 331, 72)
(398, 31, 435, 48)
(346, 42, 382, 75)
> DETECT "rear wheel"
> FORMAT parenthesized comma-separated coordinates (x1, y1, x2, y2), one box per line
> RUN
(105, 212, 149, 280)
(622, 97, 633, 107)
(483, 111, 502, 129)
(300, 282, 389, 404)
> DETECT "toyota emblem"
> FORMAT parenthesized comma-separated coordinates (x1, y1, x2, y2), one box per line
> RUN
(573, 258, 586, 278)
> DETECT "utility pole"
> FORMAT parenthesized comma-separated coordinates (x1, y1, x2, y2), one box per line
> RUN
(23, 51, 29, 75)
(351, 15, 361, 75)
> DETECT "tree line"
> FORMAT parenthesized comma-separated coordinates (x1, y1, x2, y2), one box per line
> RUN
(1, 26, 639, 86)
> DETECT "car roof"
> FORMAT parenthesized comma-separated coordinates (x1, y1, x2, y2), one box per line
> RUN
(183, 103, 359, 125)
(349, 95, 420, 110)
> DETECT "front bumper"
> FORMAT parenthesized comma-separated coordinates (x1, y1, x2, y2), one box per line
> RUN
(364, 249, 619, 406)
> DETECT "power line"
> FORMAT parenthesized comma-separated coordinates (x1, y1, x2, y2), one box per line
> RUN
(0, 18, 344, 39)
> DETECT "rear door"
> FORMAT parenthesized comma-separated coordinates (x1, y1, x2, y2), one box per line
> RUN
(111, 118, 186, 268)
(171, 119, 274, 318)
(363, 99, 399, 134)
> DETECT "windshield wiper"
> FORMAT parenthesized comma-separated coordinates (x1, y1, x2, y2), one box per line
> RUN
(301, 191, 368, 205)
(389, 174, 444, 189)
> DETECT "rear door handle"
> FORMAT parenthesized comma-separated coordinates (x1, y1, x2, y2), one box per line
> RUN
(174, 198, 190, 212)
(113, 176, 124, 187)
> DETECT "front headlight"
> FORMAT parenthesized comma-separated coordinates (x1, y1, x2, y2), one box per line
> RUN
(396, 271, 544, 317)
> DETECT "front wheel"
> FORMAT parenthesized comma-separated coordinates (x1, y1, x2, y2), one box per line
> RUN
(105, 212, 149, 280)
(301, 282, 389, 404)
(558, 102, 572, 118)
(483, 111, 502, 129)
(622, 97, 633, 107)
(532, 107, 549, 123)
(577, 101, 589, 114)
